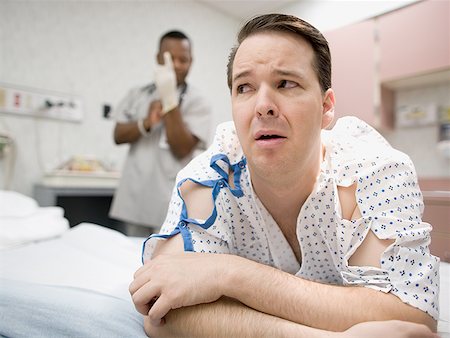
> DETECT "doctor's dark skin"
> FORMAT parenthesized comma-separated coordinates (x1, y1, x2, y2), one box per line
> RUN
(115, 36, 198, 159)
(157, 38, 192, 87)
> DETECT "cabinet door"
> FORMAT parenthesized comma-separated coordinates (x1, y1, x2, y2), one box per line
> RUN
(379, 0, 450, 81)
(325, 20, 377, 127)
(423, 197, 450, 263)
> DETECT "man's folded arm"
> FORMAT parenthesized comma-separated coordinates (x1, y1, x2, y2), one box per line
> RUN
(144, 294, 332, 338)
(135, 182, 436, 335)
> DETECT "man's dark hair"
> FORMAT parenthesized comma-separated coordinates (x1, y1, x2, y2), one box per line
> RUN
(227, 14, 331, 93)
(159, 30, 191, 50)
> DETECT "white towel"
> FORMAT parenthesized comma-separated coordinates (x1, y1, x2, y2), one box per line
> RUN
(0, 190, 38, 217)
(0, 190, 69, 249)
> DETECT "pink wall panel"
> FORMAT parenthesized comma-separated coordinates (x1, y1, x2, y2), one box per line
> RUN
(325, 20, 376, 126)
(419, 177, 450, 191)
(420, 178, 450, 262)
(423, 201, 450, 263)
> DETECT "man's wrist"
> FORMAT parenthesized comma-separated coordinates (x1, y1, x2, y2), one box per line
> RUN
(162, 101, 178, 115)
(137, 118, 151, 136)
(220, 254, 242, 298)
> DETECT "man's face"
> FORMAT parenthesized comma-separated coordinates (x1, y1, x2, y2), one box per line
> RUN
(231, 31, 334, 178)
(158, 38, 192, 85)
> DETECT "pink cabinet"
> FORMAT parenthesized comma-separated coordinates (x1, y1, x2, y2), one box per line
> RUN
(324, 0, 450, 129)
(422, 192, 450, 263)
(378, 0, 450, 82)
(324, 20, 377, 127)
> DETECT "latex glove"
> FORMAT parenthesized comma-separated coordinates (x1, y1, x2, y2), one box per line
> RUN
(154, 51, 178, 114)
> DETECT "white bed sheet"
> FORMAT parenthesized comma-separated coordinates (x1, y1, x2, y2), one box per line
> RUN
(0, 222, 448, 336)
(0, 222, 143, 301)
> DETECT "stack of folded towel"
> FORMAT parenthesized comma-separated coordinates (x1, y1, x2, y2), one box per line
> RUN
(0, 190, 69, 249)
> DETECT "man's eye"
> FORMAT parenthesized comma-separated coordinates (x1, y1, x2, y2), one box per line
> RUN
(278, 80, 297, 89)
(236, 84, 250, 94)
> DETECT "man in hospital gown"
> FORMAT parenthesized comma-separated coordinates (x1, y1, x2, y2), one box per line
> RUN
(130, 14, 439, 337)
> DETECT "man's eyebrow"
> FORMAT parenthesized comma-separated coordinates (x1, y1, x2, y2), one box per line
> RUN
(274, 68, 306, 79)
(232, 68, 306, 84)
(232, 70, 251, 84)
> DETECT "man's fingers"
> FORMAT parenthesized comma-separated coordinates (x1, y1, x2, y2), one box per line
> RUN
(163, 51, 174, 70)
(133, 256, 156, 278)
(133, 266, 145, 279)
(148, 294, 173, 326)
(130, 266, 153, 295)
(131, 282, 161, 316)
(149, 100, 163, 113)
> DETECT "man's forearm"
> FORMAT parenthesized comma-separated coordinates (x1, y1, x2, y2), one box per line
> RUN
(222, 255, 436, 332)
(114, 122, 142, 144)
(144, 297, 333, 338)
(163, 107, 198, 158)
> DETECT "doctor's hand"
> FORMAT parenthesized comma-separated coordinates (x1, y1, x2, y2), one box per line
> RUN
(154, 51, 178, 114)
(144, 100, 163, 130)
(129, 252, 229, 326)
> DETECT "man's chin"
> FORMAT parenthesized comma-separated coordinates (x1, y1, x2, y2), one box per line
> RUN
(176, 76, 187, 86)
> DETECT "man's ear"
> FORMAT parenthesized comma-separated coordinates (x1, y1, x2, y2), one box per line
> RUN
(322, 88, 335, 129)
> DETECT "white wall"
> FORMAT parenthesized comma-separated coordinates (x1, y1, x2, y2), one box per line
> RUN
(281, 0, 419, 32)
(0, 0, 239, 196)
(0, 0, 434, 196)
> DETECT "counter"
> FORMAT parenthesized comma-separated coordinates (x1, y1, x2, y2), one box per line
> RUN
(33, 171, 125, 232)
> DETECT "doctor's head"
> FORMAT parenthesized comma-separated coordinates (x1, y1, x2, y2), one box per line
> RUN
(157, 30, 192, 86)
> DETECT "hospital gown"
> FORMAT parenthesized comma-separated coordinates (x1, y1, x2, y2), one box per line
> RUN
(143, 116, 440, 320)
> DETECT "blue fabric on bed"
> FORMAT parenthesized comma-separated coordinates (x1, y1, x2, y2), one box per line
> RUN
(0, 279, 147, 338)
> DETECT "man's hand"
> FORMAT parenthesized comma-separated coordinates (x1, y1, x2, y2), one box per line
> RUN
(143, 100, 163, 131)
(129, 252, 228, 326)
(154, 51, 178, 114)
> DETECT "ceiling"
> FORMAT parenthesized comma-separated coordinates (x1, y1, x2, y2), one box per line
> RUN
(196, 0, 298, 21)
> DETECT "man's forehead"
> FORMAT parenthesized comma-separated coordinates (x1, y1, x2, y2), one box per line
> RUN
(232, 31, 314, 76)
(160, 38, 190, 51)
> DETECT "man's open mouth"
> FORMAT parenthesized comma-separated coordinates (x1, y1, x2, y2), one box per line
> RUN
(257, 134, 286, 140)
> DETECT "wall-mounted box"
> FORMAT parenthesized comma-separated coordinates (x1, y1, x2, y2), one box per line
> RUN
(0, 83, 83, 122)
(382, 69, 450, 129)
(396, 103, 438, 128)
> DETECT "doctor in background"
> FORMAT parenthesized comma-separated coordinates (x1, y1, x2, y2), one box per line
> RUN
(110, 30, 212, 236)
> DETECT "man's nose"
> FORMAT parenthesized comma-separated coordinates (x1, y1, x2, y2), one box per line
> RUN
(172, 59, 182, 71)
(255, 86, 278, 118)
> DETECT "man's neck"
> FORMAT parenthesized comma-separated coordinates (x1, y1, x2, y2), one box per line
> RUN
(253, 170, 317, 225)
(250, 145, 324, 227)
